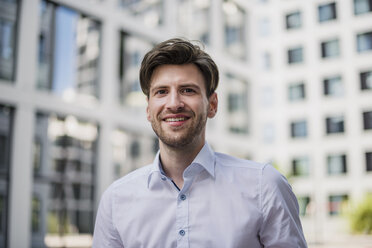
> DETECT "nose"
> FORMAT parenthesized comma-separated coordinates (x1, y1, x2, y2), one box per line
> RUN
(166, 90, 184, 111)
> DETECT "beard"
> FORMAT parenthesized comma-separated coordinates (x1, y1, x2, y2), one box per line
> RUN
(150, 108, 207, 149)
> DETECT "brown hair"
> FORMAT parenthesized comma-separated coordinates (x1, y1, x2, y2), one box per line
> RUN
(139, 38, 219, 97)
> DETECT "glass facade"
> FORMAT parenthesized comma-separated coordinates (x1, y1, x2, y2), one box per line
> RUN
(112, 129, 157, 180)
(119, 33, 153, 107)
(0, 0, 19, 81)
(0, 105, 13, 248)
(118, 0, 164, 28)
(177, 0, 211, 44)
(32, 113, 98, 247)
(38, 0, 101, 102)
(226, 74, 248, 134)
(223, 0, 246, 60)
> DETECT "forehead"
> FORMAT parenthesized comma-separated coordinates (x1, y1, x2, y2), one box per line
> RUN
(150, 64, 206, 89)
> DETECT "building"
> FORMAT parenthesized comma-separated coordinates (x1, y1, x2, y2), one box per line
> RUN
(0, 0, 371, 247)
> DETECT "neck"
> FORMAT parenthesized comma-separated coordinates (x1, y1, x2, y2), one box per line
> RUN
(159, 136, 205, 189)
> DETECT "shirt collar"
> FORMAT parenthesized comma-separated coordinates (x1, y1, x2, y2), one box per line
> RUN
(147, 142, 216, 189)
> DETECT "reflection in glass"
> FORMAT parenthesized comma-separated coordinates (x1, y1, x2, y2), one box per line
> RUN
(223, 0, 246, 60)
(119, 33, 153, 107)
(118, 0, 163, 28)
(112, 129, 156, 179)
(226, 74, 248, 134)
(32, 113, 98, 247)
(323, 75, 343, 97)
(329, 194, 348, 216)
(292, 157, 310, 176)
(327, 154, 347, 175)
(291, 120, 307, 138)
(38, 0, 101, 103)
(0, 0, 18, 81)
(177, 0, 211, 44)
(0, 105, 13, 247)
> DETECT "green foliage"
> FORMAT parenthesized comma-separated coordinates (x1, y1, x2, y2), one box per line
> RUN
(349, 195, 372, 234)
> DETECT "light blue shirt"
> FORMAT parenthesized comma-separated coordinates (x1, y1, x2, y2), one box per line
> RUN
(93, 143, 307, 248)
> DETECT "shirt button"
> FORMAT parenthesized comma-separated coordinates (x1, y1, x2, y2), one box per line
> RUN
(179, 229, 185, 236)
(161, 176, 166, 181)
(180, 194, 186, 201)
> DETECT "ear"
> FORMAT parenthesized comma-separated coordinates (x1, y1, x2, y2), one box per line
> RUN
(207, 93, 218, 118)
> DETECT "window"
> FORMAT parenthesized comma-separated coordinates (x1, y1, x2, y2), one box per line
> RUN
(363, 111, 372, 130)
(318, 2, 337, 22)
(366, 152, 372, 171)
(0, 0, 19, 81)
(360, 70, 372, 90)
(357, 31, 372, 53)
(323, 76, 343, 96)
(327, 154, 347, 175)
(177, 0, 211, 44)
(286, 11, 302, 30)
(321, 39, 340, 58)
(0, 104, 13, 247)
(226, 74, 249, 134)
(223, 0, 247, 60)
(291, 120, 307, 138)
(288, 47, 303, 64)
(258, 18, 271, 37)
(38, 1, 101, 102)
(119, 33, 153, 107)
(292, 157, 310, 176)
(329, 194, 348, 216)
(111, 129, 156, 179)
(118, 0, 164, 28)
(298, 196, 311, 216)
(354, 0, 372, 15)
(32, 113, 98, 245)
(326, 116, 345, 134)
(288, 83, 305, 101)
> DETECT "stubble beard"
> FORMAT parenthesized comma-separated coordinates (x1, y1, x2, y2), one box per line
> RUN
(150, 110, 207, 149)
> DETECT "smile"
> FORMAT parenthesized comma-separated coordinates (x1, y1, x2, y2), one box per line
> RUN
(164, 117, 188, 122)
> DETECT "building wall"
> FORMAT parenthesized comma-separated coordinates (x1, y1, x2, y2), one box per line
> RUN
(0, 0, 371, 247)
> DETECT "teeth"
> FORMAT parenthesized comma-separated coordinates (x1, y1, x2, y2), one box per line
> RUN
(165, 117, 186, 122)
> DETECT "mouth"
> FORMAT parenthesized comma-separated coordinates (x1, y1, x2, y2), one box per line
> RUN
(162, 115, 190, 126)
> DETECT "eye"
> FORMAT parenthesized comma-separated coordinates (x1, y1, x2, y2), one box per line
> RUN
(155, 89, 167, 95)
(181, 88, 196, 94)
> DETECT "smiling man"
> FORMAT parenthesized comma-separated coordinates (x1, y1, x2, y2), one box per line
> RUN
(93, 38, 307, 248)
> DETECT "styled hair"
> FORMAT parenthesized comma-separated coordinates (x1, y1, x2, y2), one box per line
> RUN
(139, 38, 219, 97)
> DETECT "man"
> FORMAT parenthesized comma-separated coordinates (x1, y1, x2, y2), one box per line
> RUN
(93, 38, 307, 247)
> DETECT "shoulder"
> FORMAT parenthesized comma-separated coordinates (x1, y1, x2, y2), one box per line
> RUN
(215, 152, 266, 170)
(106, 163, 153, 195)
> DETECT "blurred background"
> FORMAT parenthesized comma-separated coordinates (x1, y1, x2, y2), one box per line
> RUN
(0, 0, 372, 247)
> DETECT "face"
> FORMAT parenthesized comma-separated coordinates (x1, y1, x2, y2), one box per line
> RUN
(146, 64, 217, 149)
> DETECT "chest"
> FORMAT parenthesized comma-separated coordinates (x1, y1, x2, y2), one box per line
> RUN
(113, 181, 262, 248)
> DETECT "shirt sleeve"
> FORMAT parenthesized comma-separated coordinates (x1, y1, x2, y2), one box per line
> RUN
(258, 164, 308, 248)
(92, 186, 124, 248)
